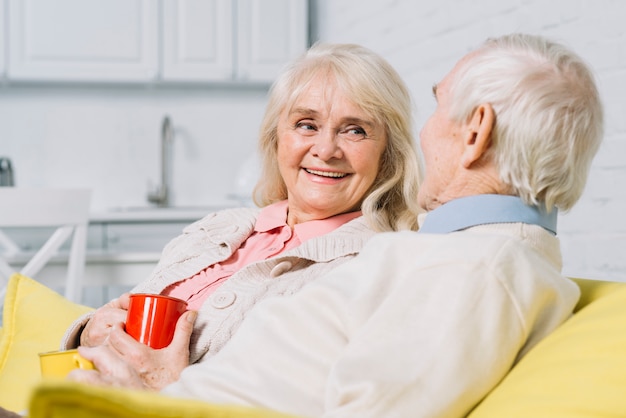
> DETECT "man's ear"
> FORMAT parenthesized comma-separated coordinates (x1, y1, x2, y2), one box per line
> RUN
(461, 103, 495, 168)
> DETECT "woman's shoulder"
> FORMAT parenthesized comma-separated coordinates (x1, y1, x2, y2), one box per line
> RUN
(309, 215, 376, 247)
(335, 215, 376, 236)
(184, 206, 261, 232)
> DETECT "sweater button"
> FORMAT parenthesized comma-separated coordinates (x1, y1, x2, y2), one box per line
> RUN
(211, 291, 236, 309)
(270, 261, 293, 277)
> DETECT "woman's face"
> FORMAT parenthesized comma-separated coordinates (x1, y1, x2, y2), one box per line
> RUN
(277, 75, 387, 226)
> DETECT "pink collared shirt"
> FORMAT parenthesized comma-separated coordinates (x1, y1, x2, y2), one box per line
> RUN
(162, 201, 362, 310)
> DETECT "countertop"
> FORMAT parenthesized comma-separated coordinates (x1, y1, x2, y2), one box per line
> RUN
(89, 201, 239, 224)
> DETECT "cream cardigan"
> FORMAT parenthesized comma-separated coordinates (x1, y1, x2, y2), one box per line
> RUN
(62, 207, 376, 363)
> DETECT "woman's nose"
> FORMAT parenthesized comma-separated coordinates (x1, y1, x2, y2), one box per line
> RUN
(311, 130, 343, 160)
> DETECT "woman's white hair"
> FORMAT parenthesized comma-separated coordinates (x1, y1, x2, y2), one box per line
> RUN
(449, 33, 604, 211)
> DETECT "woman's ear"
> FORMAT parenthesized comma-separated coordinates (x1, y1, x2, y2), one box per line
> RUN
(461, 103, 495, 168)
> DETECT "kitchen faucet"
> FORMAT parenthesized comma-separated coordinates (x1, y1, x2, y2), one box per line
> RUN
(147, 115, 174, 207)
(0, 157, 14, 186)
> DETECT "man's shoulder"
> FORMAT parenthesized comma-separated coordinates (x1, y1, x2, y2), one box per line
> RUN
(361, 224, 557, 266)
(366, 226, 527, 248)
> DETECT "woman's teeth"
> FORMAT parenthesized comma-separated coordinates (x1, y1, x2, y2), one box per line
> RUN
(305, 168, 347, 178)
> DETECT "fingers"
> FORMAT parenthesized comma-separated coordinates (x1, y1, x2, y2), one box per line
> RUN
(81, 307, 128, 347)
(106, 292, 131, 309)
(117, 293, 131, 310)
(68, 347, 105, 385)
(169, 310, 197, 352)
(73, 345, 146, 389)
(77, 345, 115, 373)
(67, 368, 109, 386)
(105, 311, 196, 368)
(106, 322, 148, 360)
(81, 311, 197, 391)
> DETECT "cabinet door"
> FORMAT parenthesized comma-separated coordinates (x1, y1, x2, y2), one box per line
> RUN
(162, 0, 233, 82)
(103, 222, 188, 254)
(237, 0, 308, 82)
(7, 0, 158, 82)
(0, 0, 5, 78)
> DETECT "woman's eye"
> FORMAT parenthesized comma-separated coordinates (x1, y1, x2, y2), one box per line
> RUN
(295, 121, 316, 132)
(341, 126, 367, 140)
(349, 127, 366, 135)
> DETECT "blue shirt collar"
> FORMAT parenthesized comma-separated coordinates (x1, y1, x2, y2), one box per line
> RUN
(418, 194, 557, 234)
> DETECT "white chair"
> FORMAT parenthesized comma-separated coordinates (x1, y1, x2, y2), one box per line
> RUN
(0, 188, 91, 305)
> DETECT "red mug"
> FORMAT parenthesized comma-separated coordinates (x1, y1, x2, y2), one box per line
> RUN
(125, 294, 188, 349)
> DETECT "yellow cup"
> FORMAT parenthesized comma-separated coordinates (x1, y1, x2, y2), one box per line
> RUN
(39, 349, 95, 378)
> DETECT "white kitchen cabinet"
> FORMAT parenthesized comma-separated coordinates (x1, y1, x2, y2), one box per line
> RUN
(162, 0, 233, 82)
(237, 0, 308, 82)
(5, 0, 307, 84)
(161, 0, 308, 83)
(0, 0, 5, 78)
(7, 0, 158, 82)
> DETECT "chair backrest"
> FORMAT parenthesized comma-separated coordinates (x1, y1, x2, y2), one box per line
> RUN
(0, 188, 91, 304)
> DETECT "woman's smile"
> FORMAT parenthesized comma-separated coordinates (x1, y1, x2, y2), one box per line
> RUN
(303, 168, 349, 179)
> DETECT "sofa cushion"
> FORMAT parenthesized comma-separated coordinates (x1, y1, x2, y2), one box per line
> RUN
(0, 274, 93, 413)
(468, 279, 626, 418)
(571, 277, 625, 312)
(15, 277, 626, 417)
(29, 380, 298, 418)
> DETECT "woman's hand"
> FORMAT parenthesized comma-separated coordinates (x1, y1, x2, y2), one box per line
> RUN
(80, 293, 131, 347)
(70, 310, 197, 391)
(68, 343, 147, 389)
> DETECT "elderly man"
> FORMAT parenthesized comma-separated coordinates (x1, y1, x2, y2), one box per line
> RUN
(74, 33, 604, 418)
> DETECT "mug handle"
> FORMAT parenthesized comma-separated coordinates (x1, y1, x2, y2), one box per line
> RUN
(73, 354, 95, 370)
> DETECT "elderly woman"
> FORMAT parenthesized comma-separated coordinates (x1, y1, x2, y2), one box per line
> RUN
(63, 42, 422, 390)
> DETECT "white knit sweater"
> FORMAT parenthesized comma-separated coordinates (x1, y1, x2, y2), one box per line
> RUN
(163, 223, 580, 417)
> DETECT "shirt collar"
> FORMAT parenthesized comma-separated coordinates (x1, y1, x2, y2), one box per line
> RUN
(255, 200, 362, 242)
(418, 194, 557, 235)
(255, 200, 290, 233)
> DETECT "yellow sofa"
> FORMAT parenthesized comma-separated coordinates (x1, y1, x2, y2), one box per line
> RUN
(1, 273, 625, 417)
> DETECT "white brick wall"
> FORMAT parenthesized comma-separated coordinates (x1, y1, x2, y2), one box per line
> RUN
(313, 0, 626, 282)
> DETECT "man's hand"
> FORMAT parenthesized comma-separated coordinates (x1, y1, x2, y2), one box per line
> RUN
(80, 293, 131, 347)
